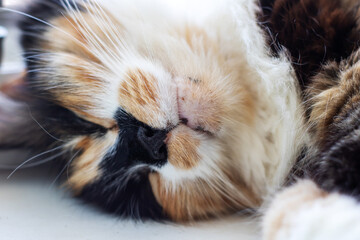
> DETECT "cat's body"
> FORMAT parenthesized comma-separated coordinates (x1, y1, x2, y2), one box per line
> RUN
(0, 0, 308, 221)
(260, 0, 360, 199)
(259, 1, 360, 239)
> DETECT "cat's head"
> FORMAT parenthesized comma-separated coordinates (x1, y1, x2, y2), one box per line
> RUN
(1, 0, 264, 221)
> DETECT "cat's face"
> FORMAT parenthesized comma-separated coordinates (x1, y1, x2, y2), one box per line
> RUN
(1, 0, 270, 221)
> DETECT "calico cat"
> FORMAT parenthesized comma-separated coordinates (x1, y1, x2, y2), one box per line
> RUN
(0, 0, 307, 221)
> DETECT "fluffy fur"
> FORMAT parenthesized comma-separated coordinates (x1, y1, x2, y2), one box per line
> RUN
(260, 0, 360, 195)
(263, 180, 360, 240)
(0, 0, 307, 221)
(260, 1, 360, 238)
(259, 0, 359, 89)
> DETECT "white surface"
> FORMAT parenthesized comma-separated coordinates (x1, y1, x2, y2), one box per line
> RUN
(0, 162, 259, 240)
(0, 26, 7, 38)
(0, 16, 25, 79)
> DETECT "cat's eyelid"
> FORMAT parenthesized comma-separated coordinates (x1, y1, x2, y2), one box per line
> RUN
(188, 77, 200, 83)
(194, 126, 213, 136)
(108, 124, 119, 131)
(178, 119, 214, 136)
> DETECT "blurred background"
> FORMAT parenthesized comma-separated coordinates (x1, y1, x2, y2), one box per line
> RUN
(0, 0, 25, 82)
(0, 0, 26, 169)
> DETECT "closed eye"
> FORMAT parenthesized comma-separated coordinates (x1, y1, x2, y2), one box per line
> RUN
(194, 126, 213, 136)
(179, 118, 214, 136)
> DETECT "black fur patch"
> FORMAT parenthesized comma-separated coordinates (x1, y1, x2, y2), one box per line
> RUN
(0, 99, 106, 150)
(258, 0, 360, 89)
(312, 101, 360, 198)
(79, 167, 166, 220)
(78, 109, 167, 220)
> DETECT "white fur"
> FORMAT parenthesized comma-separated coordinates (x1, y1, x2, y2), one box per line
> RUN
(264, 181, 360, 240)
(282, 196, 360, 240)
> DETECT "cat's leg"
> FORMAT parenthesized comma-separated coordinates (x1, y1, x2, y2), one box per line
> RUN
(259, 0, 360, 204)
(304, 49, 360, 198)
(263, 180, 360, 240)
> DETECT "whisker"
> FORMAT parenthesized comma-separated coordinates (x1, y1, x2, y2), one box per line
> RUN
(7, 145, 64, 179)
(26, 105, 66, 143)
(0, 150, 65, 170)
(0, 6, 94, 55)
(49, 149, 81, 188)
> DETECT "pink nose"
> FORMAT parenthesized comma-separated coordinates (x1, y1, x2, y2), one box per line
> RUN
(178, 101, 198, 130)
(176, 78, 220, 134)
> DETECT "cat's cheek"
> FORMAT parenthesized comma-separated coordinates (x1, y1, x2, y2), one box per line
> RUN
(166, 125, 201, 170)
(148, 134, 234, 221)
(148, 173, 219, 222)
(66, 132, 118, 192)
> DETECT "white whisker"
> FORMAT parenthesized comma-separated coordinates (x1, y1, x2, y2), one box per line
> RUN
(0, 150, 65, 170)
(7, 145, 64, 179)
(26, 105, 66, 143)
(49, 149, 81, 188)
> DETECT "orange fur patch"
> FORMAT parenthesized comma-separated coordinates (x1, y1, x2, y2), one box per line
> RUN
(67, 132, 118, 192)
(45, 14, 102, 64)
(35, 10, 126, 128)
(119, 68, 162, 127)
(167, 125, 200, 170)
(149, 172, 260, 222)
(49, 55, 116, 128)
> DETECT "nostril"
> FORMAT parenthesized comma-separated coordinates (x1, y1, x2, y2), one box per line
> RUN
(180, 117, 188, 125)
(152, 144, 167, 160)
(138, 127, 156, 139)
(144, 128, 155, 138)
(137, 127, 168, 162)
(157, 145, 167, 157)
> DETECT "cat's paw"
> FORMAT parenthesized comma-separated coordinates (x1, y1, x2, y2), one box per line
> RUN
(312, 142, 360, 199)
(263, 180, 360, 240)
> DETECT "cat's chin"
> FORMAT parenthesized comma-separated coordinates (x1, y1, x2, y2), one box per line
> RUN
(148, 169, 261, 222)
